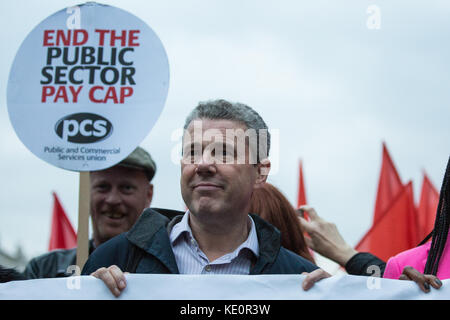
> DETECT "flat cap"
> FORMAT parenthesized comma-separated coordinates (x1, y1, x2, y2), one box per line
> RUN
(118, 146, 156, 181)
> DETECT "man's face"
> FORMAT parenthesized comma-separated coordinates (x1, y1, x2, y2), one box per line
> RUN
(90, 165, 153, 246)
(180, 118, 270, 222)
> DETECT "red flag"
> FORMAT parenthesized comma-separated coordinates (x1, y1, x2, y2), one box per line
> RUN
(372, 143, 403, 225)
(416, 172, 440, 242)
(296, 159, 315, 259)
(48, 192, 77, 251)
(297, 159, 307, 208)
(355, 182, 419, 261)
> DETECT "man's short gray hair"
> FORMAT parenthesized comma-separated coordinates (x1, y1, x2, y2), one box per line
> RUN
(183, 99, 270, 161)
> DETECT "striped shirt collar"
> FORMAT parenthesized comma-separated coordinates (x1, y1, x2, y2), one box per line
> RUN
(169, 211, 259, 260)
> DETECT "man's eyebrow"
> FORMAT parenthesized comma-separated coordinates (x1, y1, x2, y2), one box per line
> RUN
(119, 181, 137, 187)
(92, 180, 109, 186)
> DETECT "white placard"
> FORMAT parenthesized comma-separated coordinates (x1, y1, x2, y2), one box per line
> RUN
(7, 2, 169, 171)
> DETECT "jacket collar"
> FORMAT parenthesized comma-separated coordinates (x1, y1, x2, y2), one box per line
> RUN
(126, 208, 182, 274)
(249, 213, 281, 274)
(126, 208, 171, 247)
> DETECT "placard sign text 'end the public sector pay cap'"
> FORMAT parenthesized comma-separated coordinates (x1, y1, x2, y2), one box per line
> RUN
(7, 2, 169, 171)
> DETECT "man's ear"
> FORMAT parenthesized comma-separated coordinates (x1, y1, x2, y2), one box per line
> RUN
(254, 159, 271, 188)
(146, 184, 154, 207)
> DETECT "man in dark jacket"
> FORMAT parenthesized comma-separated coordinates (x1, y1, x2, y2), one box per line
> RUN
(23, 146, 158, 279)
(83, 208, 319, 275)
(82, 99, 329, 297)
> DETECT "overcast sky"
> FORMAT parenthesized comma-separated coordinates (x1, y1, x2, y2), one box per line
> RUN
(0, 1, 449, 271)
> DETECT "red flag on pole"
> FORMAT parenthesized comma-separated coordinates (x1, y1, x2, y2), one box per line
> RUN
(355, 182, 419, 261)
(372, 142, 403, 225)
(48, 192, 77, 251)
(296, 159, 315, 259)
(297, 159, 307, 208)
(416, 172, 440, 242)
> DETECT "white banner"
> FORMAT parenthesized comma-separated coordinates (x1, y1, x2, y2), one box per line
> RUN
(0, 274, 449, 300)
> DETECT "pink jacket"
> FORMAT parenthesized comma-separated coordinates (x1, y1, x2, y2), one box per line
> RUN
(383, 238, 450, 280)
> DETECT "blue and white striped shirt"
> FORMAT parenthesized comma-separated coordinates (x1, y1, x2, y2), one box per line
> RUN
(169, 212, 259, 274)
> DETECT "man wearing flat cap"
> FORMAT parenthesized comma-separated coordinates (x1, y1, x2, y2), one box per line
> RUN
(23, 147, 158, 279)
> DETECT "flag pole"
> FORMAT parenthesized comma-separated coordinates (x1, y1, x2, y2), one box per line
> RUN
(76, 171, 90, 271)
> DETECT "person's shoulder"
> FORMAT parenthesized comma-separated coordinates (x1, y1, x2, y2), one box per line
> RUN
(28, 248, 75, 265)
(384, 242, 430, 279)
(390, 242, 430, 263)
(24, 248, 76, 278)
(276, 247, 319, 273)
(0, 265, 26, 282)
(82, 233, 130, 275)
(91, 233, 130, 259)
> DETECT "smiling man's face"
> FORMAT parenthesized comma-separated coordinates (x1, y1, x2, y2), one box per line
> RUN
(90, 165, 153, 246)
(180, 118, 269, 224)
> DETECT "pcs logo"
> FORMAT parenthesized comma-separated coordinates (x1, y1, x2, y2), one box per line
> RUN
(55, 113, 113, 143)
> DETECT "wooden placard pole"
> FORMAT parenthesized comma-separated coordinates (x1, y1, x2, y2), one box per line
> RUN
(76, 171, 90, 271)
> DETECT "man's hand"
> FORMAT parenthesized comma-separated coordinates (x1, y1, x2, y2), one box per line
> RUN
(91, 265, 127, 297)
(399, 266, 442, 293)
(298, 205, 358, 267)
(301, 268, 331, 291)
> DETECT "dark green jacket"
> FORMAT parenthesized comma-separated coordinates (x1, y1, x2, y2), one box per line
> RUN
(82, 208, 319, 275)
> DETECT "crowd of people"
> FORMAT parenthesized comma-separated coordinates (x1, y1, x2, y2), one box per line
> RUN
(1, 99, 448, 298)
